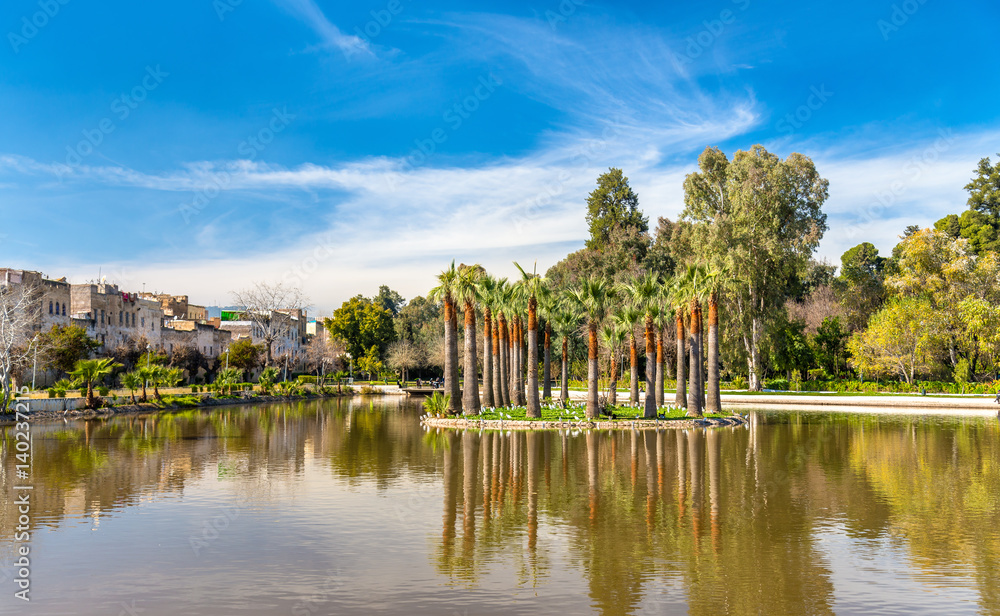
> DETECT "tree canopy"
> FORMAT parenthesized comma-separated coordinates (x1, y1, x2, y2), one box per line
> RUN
(325, 295, 397, 360)
(585, 167, 648, 253)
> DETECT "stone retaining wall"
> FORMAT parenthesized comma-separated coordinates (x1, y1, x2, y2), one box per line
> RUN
(421, 416, 745, 431)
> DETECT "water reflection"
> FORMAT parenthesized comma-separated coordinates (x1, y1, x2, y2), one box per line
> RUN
(0, 402, 998, 615)
(430, 414, 1000, 615)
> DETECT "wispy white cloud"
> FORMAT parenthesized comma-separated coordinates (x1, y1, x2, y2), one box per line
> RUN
(272, 0, 372, 56)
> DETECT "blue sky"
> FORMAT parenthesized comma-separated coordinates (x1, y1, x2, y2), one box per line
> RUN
(1, 0, 998, 313)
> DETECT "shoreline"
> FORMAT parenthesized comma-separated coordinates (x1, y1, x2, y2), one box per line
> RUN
(421, 415, 746, 431)
(0, 391, 365, 424)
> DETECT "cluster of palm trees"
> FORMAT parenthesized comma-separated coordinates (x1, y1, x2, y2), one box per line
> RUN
(68, 357, 185, 407)
(430, 260, 725, 420)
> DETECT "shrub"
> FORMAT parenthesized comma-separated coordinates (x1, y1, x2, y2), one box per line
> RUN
(191, 385, 199, 393)
(297, 375, 317, 384)
(423, 391, 450, 415)
(730, 376, 748, 390)
(97, 386, 110, 397)
(764, 378, 789, 391)
(48, 389, 55, 398)
(360, 386, 383, 395)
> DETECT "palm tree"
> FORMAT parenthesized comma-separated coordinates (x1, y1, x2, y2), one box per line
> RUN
(653, 300, 672, 409)
(137, 364, 157, 402)
(551, 306, 579, 407)
(514, 262, 546, 418)
(680, 265, 709, 417)
(569, 278, 616, 419)
(429, 261, 462, 414)
(508, 285, 527, 407)
(476, 274, 499, 408)
(455, 264, 483, 415)
(619, 271, 661, 419)
(495, 279, 512, 408)
(669, 275, 687, 409)
(704, 266, 725, 414)
(69, 358, 120, 408)
(538, 286, 558, 401)
(121, 370, 142, 404)
(600, 322, 626, 407)
(615, 305, 641, 405)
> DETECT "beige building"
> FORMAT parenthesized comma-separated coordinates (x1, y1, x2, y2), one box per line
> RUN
(140, 293, 207, 322)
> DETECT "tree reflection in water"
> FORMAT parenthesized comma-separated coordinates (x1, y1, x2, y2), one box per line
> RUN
(2, 401, 999, 615)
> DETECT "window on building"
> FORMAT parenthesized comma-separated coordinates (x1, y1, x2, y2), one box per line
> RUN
(101, 310, 105, 325)
(62, 303, 66, 316)
(141, 317, 145, 328)
(132, 313, 136, 327)
(48, 301, 53, 314)
(119, 311, 123, 325)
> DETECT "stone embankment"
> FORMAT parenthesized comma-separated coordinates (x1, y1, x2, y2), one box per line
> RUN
(421, 415, 746, 431)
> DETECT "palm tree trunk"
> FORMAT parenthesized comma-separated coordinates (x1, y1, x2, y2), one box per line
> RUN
(542, 322, 552, 401)
(643, 314, 656, 419)
(130, 390, 136, 404)
(560, 337, 569, 406)
(656, 326, 665, 408)
(445, 296, 462, 414)
(86, 382, 96, 409)
(706, 294, 721, 414)
(509, 317, 518, 406)
(483, 309, 494, 408)
(462, 300, 480, 414)
(519, 320, 528, 406)
(492, 315, 503, 408)
(675, 313, 687, 409)
(526, 297, 541, 418)
(608, 351, 618, 407)
(687, 301, 703, 417)
(498, 315, 510, 407)
(629, 333, 639, 405)
(587, 321, 599, 419)
(141, 382, 147, 403)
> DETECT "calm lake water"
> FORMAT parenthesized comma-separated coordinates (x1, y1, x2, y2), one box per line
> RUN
(1, 397, 999, 615)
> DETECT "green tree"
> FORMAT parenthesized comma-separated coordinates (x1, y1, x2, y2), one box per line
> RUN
(814, 316, 850, 376)
(585, 168, 648, 253)
(375, 285, 406, 316)
(676, 145, 829, 390)
(834, 242, 887, 331)
(69, 358, 120, 409)
(325, 296, 397, 365)
(848, 297, 945, 384)
(39, 325, 101, 374)
(258, 366, 280, 393)
(394, 295, 442, 344)
(121, 371, 142, 404)
(455, 265, 483, 415)
(514, 262, 547, 418)
(618, 271, 661, 418)
(226, 339, 263, 380)
(568, 278, 617, 419)
(357, 345, 384, 380)
(936, 155, 1000, 255)
(428, 262, 462, 413)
